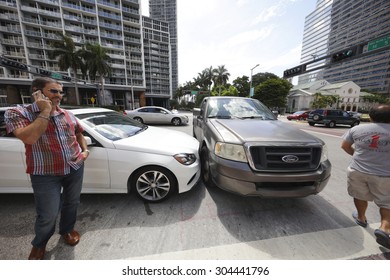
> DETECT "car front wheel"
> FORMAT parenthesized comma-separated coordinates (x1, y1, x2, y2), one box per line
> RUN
(327, 121, 336, 128)
(131, 166, 176, 202)
(172, 117, 181, 126)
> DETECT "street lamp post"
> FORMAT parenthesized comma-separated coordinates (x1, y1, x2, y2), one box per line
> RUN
(250, 64, 259, 97)
(129, 55, 135, 110)
(125, 50, 135, 110)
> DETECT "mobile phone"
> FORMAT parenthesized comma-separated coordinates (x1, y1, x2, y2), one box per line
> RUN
(32, 90, 42, 97)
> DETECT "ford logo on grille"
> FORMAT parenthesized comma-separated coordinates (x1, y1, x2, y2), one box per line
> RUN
(282, 155, 299, 163)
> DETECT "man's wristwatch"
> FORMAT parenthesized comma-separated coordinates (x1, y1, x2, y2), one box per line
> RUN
(83, 150, 90, 155)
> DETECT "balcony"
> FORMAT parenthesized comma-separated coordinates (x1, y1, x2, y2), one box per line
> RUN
(0, 38, 23, 45)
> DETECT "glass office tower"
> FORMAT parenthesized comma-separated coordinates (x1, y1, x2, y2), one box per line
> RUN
(149, 0, 178, 95)
(299, 0, 390, 95)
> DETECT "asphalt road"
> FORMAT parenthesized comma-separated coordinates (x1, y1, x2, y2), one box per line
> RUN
(0, 113, 389, 260)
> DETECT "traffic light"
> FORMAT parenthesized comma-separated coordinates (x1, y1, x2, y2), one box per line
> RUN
(62, 75, 71, 82)
(331, 47, 356, 63)
(0, 57, 28, 71)
(39, 68, 51, 76)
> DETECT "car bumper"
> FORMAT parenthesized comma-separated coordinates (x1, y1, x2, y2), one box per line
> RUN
(209, 154, 331, 198)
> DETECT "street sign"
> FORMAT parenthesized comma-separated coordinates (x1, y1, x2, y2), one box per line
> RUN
(90, 97, 95, 104)
(367, 34, 390, 51)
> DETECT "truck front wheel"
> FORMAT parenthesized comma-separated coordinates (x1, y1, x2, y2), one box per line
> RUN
(200, 146, 216, 188)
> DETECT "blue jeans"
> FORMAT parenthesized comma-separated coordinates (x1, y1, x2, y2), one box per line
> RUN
(30, 165, 84, 248)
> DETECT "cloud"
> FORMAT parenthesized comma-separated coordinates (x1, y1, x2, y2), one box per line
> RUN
(236, 0, 249, 7)
(252, 5, 282, 24)
(224, 26, 274, 48)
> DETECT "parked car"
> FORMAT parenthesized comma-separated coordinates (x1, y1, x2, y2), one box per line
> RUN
(124, 106, 189, 126)
(307, 109, 360, 128)
(0, 107, 200, 202)
(193, 96, 331, 198)
(287, 110, 311, 121)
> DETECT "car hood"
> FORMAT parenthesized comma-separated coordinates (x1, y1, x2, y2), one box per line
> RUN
(210, 119, 323, 144)
(113, 126, 199, 154)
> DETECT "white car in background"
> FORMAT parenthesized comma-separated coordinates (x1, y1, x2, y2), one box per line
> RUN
(124, 106, 189, 126)
(0, 107, 200, 202)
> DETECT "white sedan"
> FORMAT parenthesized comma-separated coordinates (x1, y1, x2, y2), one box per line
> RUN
(0, 107, 201, 202)
(124, 106, 189, 126)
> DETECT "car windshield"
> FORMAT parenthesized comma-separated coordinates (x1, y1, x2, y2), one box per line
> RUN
(206, 98, 276, 120)
(76, 111, 146, 141)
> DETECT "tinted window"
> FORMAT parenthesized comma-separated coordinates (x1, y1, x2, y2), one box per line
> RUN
(76, 111, 146, 141)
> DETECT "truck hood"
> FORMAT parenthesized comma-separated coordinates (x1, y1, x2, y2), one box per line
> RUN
(210, 119, 323, 144)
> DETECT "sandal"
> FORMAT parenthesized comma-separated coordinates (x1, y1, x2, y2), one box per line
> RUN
(352, 211, 368, 228)
(374, 229, 390, 250)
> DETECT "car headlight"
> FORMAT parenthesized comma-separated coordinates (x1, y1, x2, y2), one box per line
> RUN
(214, 142, 247, 162)
(174, 153, 197, 165)
(321, 144, 329, 162)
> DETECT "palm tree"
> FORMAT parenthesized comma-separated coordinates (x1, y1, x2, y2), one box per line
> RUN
(203, 66, 214, 92)
(49, 34, 84, 105)
(82, 43, 111, 105)
(213, 65, 230, 95)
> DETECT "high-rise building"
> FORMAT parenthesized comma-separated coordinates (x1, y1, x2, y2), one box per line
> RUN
(298, 0, 333, 84)
(299, 0, 390, 96)
(0, 0, 146, 108)
(142, 16, 171, 107)
(149, 0, 178, 95)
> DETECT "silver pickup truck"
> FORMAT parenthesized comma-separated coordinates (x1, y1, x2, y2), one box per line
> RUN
(193, 96, 331, 198)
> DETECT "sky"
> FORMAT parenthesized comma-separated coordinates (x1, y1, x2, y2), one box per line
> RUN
(141, 0, 317, 86)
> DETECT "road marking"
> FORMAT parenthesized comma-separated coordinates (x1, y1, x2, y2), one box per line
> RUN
(126, 222, 386, 260)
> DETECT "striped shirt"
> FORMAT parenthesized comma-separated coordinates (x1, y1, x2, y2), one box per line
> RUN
(5, 103, 85, 176)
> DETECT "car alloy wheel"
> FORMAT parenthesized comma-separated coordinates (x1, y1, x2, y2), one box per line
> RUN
(132, 166, 176, 202)
(172, 117, 181, 126)
(328, 121, 336, 128)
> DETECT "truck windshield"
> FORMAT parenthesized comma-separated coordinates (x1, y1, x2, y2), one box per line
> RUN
(206, 98, 276, 120)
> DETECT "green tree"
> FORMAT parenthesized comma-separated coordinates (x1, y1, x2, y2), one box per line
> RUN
(311, 92, 326, 108)
(221, 85, 239, 96)
(213, 65, 230, 95)
(232, 75, 250, 97)
(82, 43, 111, 105)
(251, 72, 279, 88)
(49, 33, 84, 105)
(253, 78, 292, 108)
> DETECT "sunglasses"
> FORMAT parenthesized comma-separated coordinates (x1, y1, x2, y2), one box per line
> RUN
(48, 89, 65, 95)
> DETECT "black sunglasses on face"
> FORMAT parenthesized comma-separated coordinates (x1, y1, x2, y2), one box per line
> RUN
(48, 89, 65, 95)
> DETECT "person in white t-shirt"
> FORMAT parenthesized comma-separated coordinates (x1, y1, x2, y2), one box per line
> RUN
(341, 104, 390, 250)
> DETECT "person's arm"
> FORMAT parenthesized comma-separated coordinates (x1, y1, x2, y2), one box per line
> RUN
(76, 132, 89, 160)
(341, 139, 354, 156)
(12, 107, 52, 145)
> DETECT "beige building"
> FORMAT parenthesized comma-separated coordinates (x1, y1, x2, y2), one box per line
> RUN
(287, 80, 377, 113)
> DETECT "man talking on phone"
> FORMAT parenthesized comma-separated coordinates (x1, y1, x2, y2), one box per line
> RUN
(4, 77, 89, 260)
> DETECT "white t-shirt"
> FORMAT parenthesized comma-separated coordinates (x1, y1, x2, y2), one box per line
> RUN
(342, 123, 390, 176)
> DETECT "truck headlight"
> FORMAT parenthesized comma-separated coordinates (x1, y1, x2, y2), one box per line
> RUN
(321, 144, 329, 162)
(214, 142, 247, 162)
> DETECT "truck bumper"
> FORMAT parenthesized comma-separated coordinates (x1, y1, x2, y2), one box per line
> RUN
(210, 154, 332, 198)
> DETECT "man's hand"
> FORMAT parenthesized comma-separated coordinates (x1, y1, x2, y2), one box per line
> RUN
(32, 90, 52, 114)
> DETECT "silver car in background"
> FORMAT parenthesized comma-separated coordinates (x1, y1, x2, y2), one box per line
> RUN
(124, 106, 189, 126)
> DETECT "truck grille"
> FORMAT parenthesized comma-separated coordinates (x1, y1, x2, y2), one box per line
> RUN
(248, 146, 322, 172)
